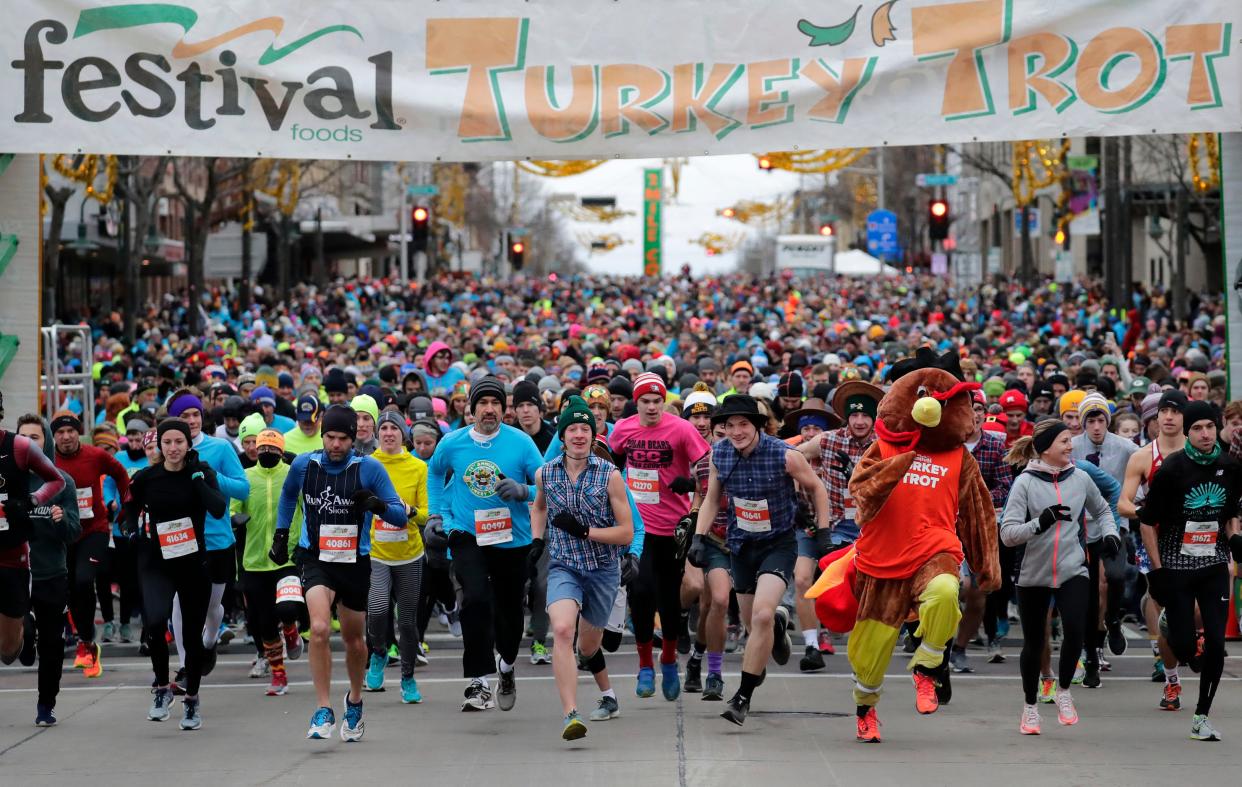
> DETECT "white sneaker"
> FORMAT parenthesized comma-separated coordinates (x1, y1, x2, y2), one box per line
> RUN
(1019, 703, 1040, 735)
(1056, 689, 1079, 726)
(461, 678, 495, 711)
(1191, 714, 1221, 741)
(249, 657, 270, 679)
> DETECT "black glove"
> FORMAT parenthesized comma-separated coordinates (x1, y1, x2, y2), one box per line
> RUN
(1102, 533, 1121, 559)
(1037, 504, 1071, 533)
(669, 476, 696, 495)
(526, 537, 545, 579)
(552, 511, 589, 540)
(831, 451, 855, 480)
(185, 449, 204, 474)
(620, 552, 640, 585)
(1229, 533, 1242, 564)
(494, 477, 528, 502)
(351, 489, 386, 515)
(813, 526, 835, 559)
(423, 515, 448, 551)
(1146, 566, 1169, 607)
(686, 533, 708, 569)
(0, 495, 35, 542)
(268, 529, 289, 565)
(674, 513, 694, 562)
(230, 513, 250, 537)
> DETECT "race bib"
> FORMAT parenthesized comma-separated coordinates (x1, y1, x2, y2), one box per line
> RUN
(842, 495, 858, 521)
(734, 497, 772, 533)
(318, 524, 359, 563)
(0, 493, 8, 531)
(475, 507, 514, 546)
(77, 488, 94, 520)
(373, 519, 409, 543)
(275, 574, 305, 604)
(156, 517, 198, 559)
(627, 468, 660, 505)
(1181, 520, 1219, 558)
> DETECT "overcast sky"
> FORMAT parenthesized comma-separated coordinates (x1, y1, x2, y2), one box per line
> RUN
(545, 154, 807, 275)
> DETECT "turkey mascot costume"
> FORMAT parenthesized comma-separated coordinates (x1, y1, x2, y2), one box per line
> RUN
(807, 348, 999, 742)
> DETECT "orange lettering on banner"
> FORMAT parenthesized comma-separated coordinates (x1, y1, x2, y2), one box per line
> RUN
(912, 0, 1010, 120)
(525, 65, 598, 141)
(669, 63, 742, 137)
(746, 59, 797, 127)
(1076, 27, 1163, 113)
(600, 64, 669, 136)
(1166, 23, 1229, 109)
(801, 58, 875, 123)
(1008, 33, 1077, 114)
(426, 18, 525, 141)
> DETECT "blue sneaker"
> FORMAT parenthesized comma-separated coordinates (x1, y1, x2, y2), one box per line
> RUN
(307, 706, 335, 739)
(997, 618, 1011, 639)
(148, 687, 173, 722)
(401, 676, 422, 704)
(365, 652, 387, 692)
(340, 693, 364, 742)
(635, 666, 655, 698)
(35, 704, 57, 727)
(661, 662, 681, 701)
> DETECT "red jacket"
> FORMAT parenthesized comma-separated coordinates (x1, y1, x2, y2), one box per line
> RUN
(55, 444, 130, 539)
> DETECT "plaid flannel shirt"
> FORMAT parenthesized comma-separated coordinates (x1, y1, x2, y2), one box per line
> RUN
(970, 431, 1013, 513)
(814, 427, 874, 526)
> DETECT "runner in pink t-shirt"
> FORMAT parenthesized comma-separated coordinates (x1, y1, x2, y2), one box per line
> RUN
(608, 372, 709, 700)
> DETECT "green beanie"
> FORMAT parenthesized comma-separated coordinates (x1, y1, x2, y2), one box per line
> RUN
(238, 412, 267, 442)
(982, 378, 1006, 398)
(350, 394, 380, 423)
(557, 395, 596, 440)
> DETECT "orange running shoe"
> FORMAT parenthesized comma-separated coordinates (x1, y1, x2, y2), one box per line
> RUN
(1019, 703, 1041, 735)
(1160, 681, 1182, 711)
(913, 671, 939, 715)
(72, 641, 90, 669)
(83, 643, 103, 678)
(856, 707, 881, 742)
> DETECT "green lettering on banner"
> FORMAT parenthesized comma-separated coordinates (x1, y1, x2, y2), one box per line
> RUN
(642, 167, 662, 277)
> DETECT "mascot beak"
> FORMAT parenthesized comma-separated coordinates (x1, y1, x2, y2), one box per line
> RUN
(912, 396, 942, 427)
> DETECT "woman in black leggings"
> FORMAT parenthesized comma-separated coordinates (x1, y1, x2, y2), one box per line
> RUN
(1000, 420, 1117, 737)
(126, 419, 227, 731)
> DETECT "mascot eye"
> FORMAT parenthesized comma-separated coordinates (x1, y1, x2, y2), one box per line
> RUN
(916, 385, 928, 398)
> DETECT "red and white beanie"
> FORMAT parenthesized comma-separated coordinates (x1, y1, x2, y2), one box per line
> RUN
(633, 372, 668, 401)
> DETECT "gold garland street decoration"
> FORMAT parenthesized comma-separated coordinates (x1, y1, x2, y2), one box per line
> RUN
(1011, 140, 1070, 207)
(515, 160, 607, 177)
(561, 204, 635, 223)
(435, 163, 470, 228)
(242, 160, 301, 230)
(577, 232, 628, 253)
(50, 154, 118, 204)
(1188, 133, 1220, 192)
(691, 231, 745, 256)
(753, 149, 869, 174)
(717, 197, 796, 228)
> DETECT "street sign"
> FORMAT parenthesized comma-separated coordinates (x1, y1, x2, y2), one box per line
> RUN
(930, 252, 948, 275)
(407, 184, 439, 196)
(507, 227, 529, 236)
(865, 209, 899, 259)
(916, 173, 958, 187)
(1014, 207, 1040, 232)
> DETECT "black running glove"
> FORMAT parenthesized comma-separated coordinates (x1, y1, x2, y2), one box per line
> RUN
(686, 534, 709, 569)
(620, 552, 640, 585)
(526, 537, 545, 579)
(552, 511, 589, 540)
(669, 476, 696, 495)
(268, 529, 289, 565)
(1037, 504, 1071, 533)
(1102, 533, 1122, 559)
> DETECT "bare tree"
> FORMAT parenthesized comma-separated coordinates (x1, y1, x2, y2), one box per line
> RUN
(42, 177, 74, 322)
(170, 157, 248, 334)
(115, 156, 170, 343)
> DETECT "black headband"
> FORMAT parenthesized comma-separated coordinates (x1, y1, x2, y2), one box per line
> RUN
(1032, 421, 1069, 454)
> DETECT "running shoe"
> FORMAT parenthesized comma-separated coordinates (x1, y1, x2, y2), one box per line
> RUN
(702, 673, 725, 701)
(949, 648, 973, 674)
(330, 618, 341, 633)
(435, 603, 449, 627)
(1055, 689, 1078, 726)
(800, 645, 826, 672)
(1161, 681, 1182, 711)
(283, 624, 303, 660)
(725, 624, 740, 653)
(684, 656, 703, 693)
(530, 641, 551, 665)
(149, 687, 173, 721)
(855, 706, 881, 742)
(250, 657, 270, 679)
(1071, 659, 1085, 685)
(365, 652, 387, 691)
(446, 605, 462, 638)
(266, 671, 288, 696)
(340, 693, 364, 741)
(1082, 663, 1101, 689)
(771, 606, 792, 666)
(997, 617, 1011, 639)
(1019, 703, 1040, 735)
(1098, 649, 1111, 671)
(635, 666, 655, 698)
(171, 668, 187, 696)
(307, 706, 335, 739)
(180, 697, 202, 730)
(1191, 714, 1221, 741)
(1152, 656, 1166, 682)
(200, 645, 218, 677)
(101, 621, 116, 643)
(217, 624, 235, 646)
(401, 676, 422, 704)
(462, 678, 495, 711)
(82, 642, 103, 679)
(387, 644, 399, 663)
(1038, 676, 1056, 704)
(1107, 620, 1127, 655)
(119, 623, 134, 643)
(35, 704, 57, 727)
(72, 641, 90, 669)
(912, 671, 939, 715)
(497, 667, 517, 711)
(902, 629, 920, 653)
(415, 642, 429, 667)
(590, 695, 620, 721)
(987, 639, 1005, 664)
(818, 630, 836, 655)
(661, 661, 681, 701)
(720, 694, 750, 727)
(562, 710, 588, 741)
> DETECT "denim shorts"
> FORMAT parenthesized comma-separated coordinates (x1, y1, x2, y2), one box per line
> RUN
(703, 538, 732, 574)
(729, 530, 797, 595)
(547, 559, 621, 629)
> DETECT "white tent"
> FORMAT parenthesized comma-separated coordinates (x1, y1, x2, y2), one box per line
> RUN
(834, 249, 902, 277)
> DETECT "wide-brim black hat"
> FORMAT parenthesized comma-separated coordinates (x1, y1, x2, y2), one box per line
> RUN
(710, 394, 768, 429)
(782, 397, 843, 432)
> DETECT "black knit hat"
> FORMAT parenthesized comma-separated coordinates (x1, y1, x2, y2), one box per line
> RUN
(321, 405, 358, 439)
(607, 375, 633, 399)
(512, 380, 541, 410)
(324, 369, 349, 395)
(1182, 400, 1219, 435)
(469, 376, 507, 413)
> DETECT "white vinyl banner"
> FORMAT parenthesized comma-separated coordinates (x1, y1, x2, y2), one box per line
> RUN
(0, 0, 1239, 161)
(1224, 134, 1242, 399)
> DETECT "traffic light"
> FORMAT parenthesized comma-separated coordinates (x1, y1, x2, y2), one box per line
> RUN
(509, 238, 525, 270)
(758, 155, 773, 172)
(818, 223, 835, 237)
(928, 198, 950, 241)
(411, 205, 430, 251)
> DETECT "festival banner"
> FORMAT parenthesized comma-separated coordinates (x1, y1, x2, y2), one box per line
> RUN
(1, 0, 1239, 161)
(642, 168, 663, 277)
(1223, 134, 1242, 399)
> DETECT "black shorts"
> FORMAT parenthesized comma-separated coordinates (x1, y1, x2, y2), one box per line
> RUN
(205, 548, 236, 584)
(0, 566, 32, 618)
(296, 548, 370, 612)
(729, 530, 797, 595)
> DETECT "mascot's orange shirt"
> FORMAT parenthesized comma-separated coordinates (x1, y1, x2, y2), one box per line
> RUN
(854, 441, 966, 579)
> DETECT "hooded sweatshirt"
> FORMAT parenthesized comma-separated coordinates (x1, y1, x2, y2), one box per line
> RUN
(421, 341, 465, 396)
(28, 420, 82, 581)
(1000, 463, 1117, 588)
(370, 448, 429, 564)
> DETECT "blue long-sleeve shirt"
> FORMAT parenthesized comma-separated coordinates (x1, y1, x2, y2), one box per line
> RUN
(276, 449, 406, 556)
(193, 433, 250, 550)
(427, 424, 542, 549)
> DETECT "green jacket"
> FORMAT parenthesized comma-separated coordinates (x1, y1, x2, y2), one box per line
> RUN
(29, 420, 83, 581)
(231, 461, 303, 572)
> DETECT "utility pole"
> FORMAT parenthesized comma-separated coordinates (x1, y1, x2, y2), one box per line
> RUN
(398, 163, 409, 283)
(312, 206, 326, 287)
